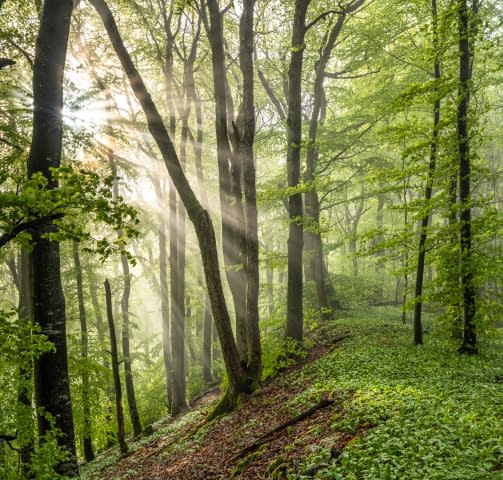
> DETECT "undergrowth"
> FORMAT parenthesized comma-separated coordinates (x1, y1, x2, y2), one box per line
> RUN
(292, 307, 503, 479)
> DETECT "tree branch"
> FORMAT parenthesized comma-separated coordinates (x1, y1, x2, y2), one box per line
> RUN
(0, 213, 64, 249)
(0, 58, 15, 70)
(230, 398, 335, 462)
(324, 68, 380, 79)
(257, 69, 286, 121)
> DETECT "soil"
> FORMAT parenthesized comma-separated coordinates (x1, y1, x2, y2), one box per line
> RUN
(90, 332, 361, 479)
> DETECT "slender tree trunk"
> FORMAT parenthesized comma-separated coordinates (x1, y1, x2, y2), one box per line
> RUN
(266, 267, 274, 316)
(373, 190, 386, 299)
(202, 292, 213, 383)
(188, 66, 213, 386)
(239, 0, 261, 380)
(285, 0, 310, 343)
(27, 2, 78, 475)
(120, 254, 142, 435)
(109, 139, 142, 435)
(72, 242, 94, 461)
(158, 213, 173, 411)
(87, 263, 116, 446)
(104, 280, 128, 454)
(90, 0, 246, 413)
(170, 118, 188, 416)
(457, 0, 477, 354)
(413, 0, 441, 346)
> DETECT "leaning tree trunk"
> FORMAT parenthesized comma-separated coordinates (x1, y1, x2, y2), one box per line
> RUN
(72, 242, 94, 461)
(285, 0, 310, 343)
(104, 280, 128, 454)
(413, 0, 441, 346)
(27, 2, 78, 476)
(457, 0, 477, 354)
(90, 0, 246, 414)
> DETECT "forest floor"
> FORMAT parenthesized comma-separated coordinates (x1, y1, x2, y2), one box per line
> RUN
(82, 307, 503, 480)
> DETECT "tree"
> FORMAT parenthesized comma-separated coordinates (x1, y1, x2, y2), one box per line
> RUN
(413, 0, 441, 346)
(104, 279, 128, 454)
(72, 241, 94, 461)
(456, 0, 477, 354)
(27, 1, 79, 476)
(89, 0, 249, 414)
(285, 0, 310, 343)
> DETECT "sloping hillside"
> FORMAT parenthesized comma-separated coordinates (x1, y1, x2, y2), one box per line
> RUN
(82, 308, 503, 480)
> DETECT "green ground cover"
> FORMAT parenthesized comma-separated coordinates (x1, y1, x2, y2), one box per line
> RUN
(294, 308, 503, 479)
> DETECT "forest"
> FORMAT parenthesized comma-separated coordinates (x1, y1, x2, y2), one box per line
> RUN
(0, 0, 502, 478)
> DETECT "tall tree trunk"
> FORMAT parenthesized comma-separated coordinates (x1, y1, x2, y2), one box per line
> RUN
(90, 0, 246, 413)
(72, 242, 94, 461)
(413, 0, 441, 346)
(158, 210, 172, 411)
(202, 292, 213, 383)
(27, 2, 78, 476)
(266, 267, 274, 316)
(285, 0, 310, 343)
(104, 280, 128, 454)
(186, 39, 214, 386)
(373, 190, 385, 300)
(203, 0, 248, 364)
(457, 0, 477, 354)
(170, 114, 189, 416)
(120, 253, 142, 435)
(239, 0, 261, 380)
(87, 263, 116, 446)
(110, 145, 142, 436)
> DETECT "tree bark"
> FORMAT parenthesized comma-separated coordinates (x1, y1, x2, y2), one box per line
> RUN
(457, 0, 477, 354)
(158, 204, 173, 411)
(27, 2, 78, 475)
(72, 242, 94, 461)
(239, 0, 261, 380)
(104, 280, 128, 454)
(87, 263, 116, 446)
(90, 0, 246, 411)
(170, 108, 189, 416)
(120, 253, 142, 435)
(203, 0, 249, 364)
(285, 0, 310, 343)
(413, 0, 441, 346)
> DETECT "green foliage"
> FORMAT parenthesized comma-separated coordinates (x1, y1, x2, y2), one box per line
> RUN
(291, 309, 503, 479)
(26, 430, 72, 480)
(260, 308, 305, 381)
(0, 166, 139, 258)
